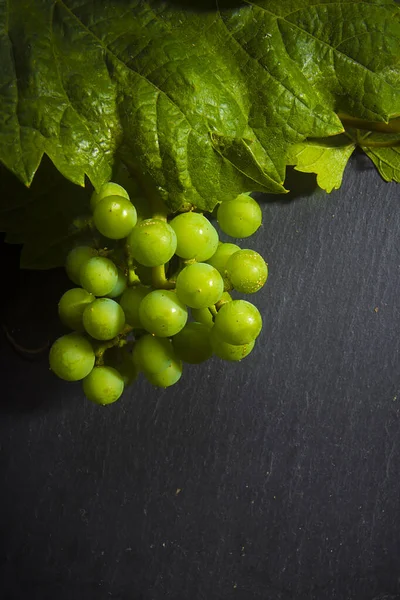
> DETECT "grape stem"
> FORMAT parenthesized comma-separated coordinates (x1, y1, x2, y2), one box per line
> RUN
(208, 305, 218, 318)
(152, 264, 175, 289)
(124, 245, 141, 286)
(94, 325, 133, 366)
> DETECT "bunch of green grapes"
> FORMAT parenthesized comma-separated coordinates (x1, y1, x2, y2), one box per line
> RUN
(49, 181, 268, 406)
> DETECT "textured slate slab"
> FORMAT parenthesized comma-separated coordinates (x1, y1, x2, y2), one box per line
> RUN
(1, 153, 400, 600)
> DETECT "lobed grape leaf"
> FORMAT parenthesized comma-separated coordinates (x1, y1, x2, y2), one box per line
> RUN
(361, 133, 400, 183)
(2, 0, 400, 213)
(1, 0, 400, 268)
(287, 136, 356, 193)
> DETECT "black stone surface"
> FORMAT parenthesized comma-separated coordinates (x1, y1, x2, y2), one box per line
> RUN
(1, 154, 400, 600)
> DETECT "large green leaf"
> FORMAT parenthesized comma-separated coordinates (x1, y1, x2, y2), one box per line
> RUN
(245, 0, 400, 122)
(2, 0, 399, 214)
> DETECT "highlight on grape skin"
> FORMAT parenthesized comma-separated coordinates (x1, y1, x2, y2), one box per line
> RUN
(50, 183, 269, 404)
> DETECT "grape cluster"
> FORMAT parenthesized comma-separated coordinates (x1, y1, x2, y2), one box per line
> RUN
(49, 181, 268, 405)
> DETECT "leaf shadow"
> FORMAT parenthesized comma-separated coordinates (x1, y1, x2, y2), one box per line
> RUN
(0, 238, 70, 414)
(351, 147, 376, 173)
(256, 166, 319, 205)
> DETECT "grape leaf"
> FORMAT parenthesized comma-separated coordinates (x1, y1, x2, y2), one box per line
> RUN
(2, 0, 400, 215)
(245, 0, 400, 123)
(361, 133, 400, 183)
(287, 136, 356, 193)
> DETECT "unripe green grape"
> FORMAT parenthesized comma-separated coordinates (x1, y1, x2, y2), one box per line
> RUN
(107, 269, 127, 298)
(83, 298, 125, 340)
(225, 249, 268, 294)
(49, 333, 95, 381)
(127, 219, 177, 267)
(210, 328, 255, 361)
(83, 366, 124, 405)
(133, 334, 177, 374)
(119, 285, 151, 328)
(80, 256, 118, 296)
(214, 299, 262, 345)
(175, 263, 224, 309)
(58, 287, 95, 331)
(206, 242, 240, 276)
(144, 360, 183, 388)
(191, 307, 214, 329)
(139, 290, 188, 337)
(93, 195, 137, 239)
(217, 194, 262, 238)
(65, 246, 98, 285)
(90, 182, 130, 211)
(172, 322, 213, 364)
(170, 212, 219, 262)
(105, 345, 138, 386)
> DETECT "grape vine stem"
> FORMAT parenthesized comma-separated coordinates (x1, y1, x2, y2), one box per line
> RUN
(152, 264, 175, 289)
(95, 325, 133, 366)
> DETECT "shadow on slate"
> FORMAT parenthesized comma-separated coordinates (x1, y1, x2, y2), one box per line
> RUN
(1, 159, 400, 600)
(0, 235, 70, 413)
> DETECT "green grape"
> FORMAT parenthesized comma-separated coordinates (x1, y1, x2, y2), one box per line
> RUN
(214, 299, 262, 345)
(90, 182, 130, 211)
(49, 333, 95, 381)
(82, 366, 124, 405)
(175, 263, 224, 309)
(58, 287, 95, 331)
(210, 327, 255, 361)
(144, 360, 183, 388)
(217, 194, 262, 238)
(119, 285, 151, 328)
(93, 195, 137, 239)
(105, 345, 138, 386)
(139, 290, 188, 337)
(206, 242, 240, 275)
(225, 249, 268, 293)
(80, 256, 118, 296)
(133, 334, 177, 374)
(83, 298, 125, 340)
(65, 246, 98, 285)
(170, 212, 219, 262)
(191, 307, 214, 329)
(127, 219, 177, 267)
(107, 269, 127, 298)
(172, 322, 213, 364)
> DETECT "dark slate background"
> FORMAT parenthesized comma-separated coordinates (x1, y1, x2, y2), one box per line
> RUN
(1, 152, 400, 600)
